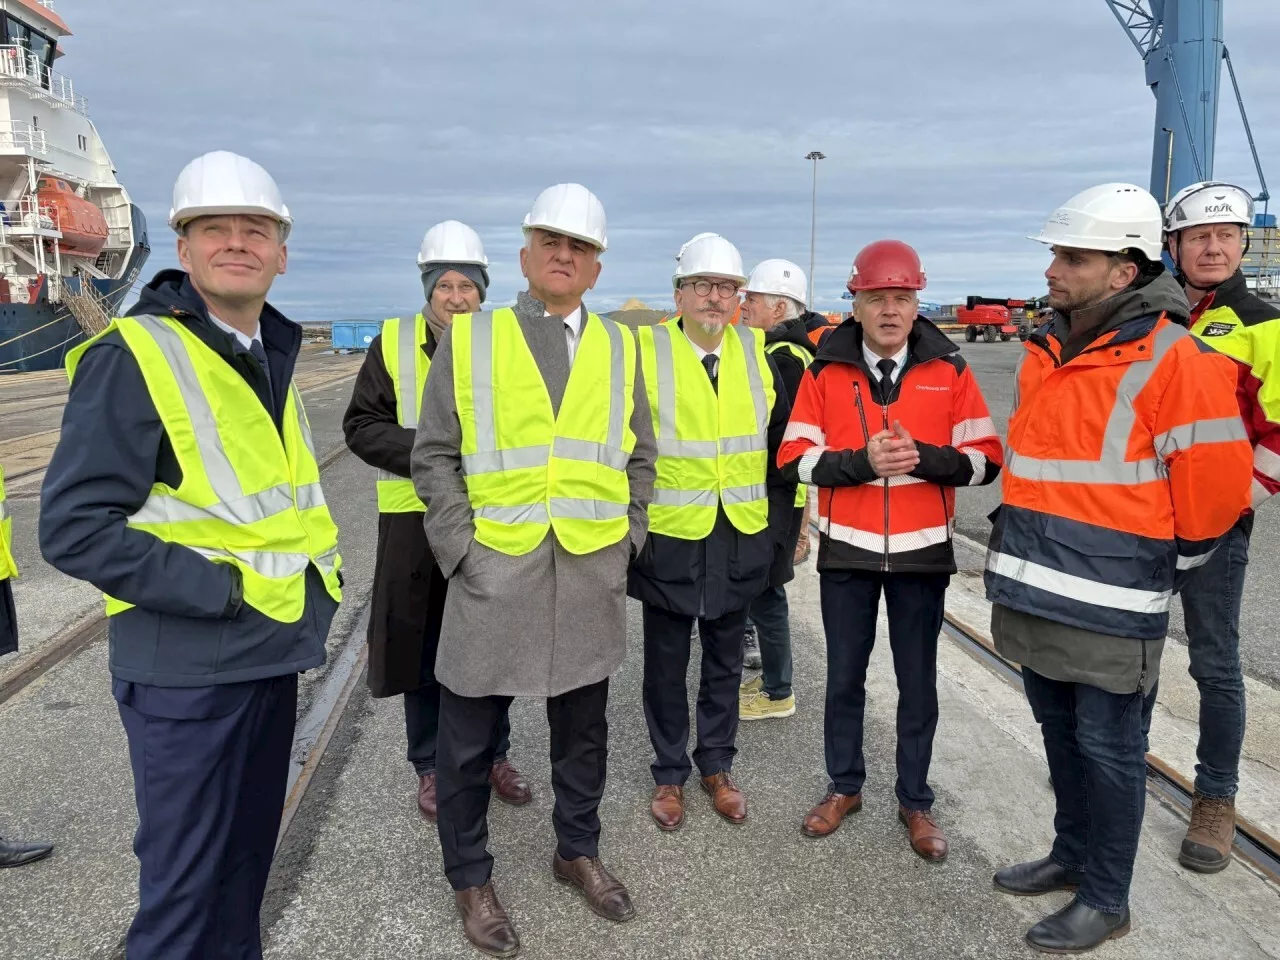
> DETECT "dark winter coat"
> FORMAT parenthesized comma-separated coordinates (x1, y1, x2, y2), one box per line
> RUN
(0, 578, 16, 656)
(627, 332, 794, 619)
(342, 327, 447, 698)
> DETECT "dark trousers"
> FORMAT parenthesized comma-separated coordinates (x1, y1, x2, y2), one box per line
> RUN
(114, 674, 297, 960)
(436, 679, 608, 891)
(403, 686, 510, 777)
(819, 569, 946, 810)
(642, 603, 748, 785)
(1175, 513, 1252, 798)
(1023, 667, 1150, 914)
(748, 585, 793, 699)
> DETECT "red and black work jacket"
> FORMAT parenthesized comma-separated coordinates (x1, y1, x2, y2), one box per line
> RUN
(779, 317, 1003, 573)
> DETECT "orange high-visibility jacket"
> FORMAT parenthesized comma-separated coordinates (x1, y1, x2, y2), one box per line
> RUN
(985, 312, 1253, 641)
(778, 318, 1003, 573)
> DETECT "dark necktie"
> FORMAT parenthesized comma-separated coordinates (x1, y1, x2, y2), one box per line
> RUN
(248, 339, 275, 410)
(701, 354, 719, 393)
(876, 357, 896, 402)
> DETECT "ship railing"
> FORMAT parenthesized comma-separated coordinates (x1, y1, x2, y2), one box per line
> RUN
(0, 46, 88, 116)
(0, 196, 58, 242)
(37, 1, 56, 10)
(0, 119, 47, 155)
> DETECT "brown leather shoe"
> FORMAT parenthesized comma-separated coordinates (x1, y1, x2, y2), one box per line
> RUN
(454, 882, 520, 957)
(700, 771, 747, 824)
(489, 760, 532, 806)
(1180, 793, 1235, 873)
(801, 791, 862, 838)
(650, 784, 684, 831)
(418, 773, 437, 823)
(552, 852, 636, 922)
(899, 806, 948, 861)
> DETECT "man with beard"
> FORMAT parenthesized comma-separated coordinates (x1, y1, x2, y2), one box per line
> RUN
(630, 233, 792, 832)
(986, 183, 1252, 953)
(413, 184, 656, 956)
(343, 220, 530, 823)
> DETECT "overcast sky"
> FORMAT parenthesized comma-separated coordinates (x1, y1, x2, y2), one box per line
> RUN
(61, 0, 1280, 318)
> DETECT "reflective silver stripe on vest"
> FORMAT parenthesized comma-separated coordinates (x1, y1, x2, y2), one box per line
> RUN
(652, 488, 717, 508)
(549, 497, 629, 521)
(292, 383, 318, 460)
(553, 437, 630, 472)
(133, 315, 243, 500)
(376, 469, 400, 483)
(463, 445, 550, 475)
(1004, 452, 1166, 486)
(296, 482, 328, 511)
(720, 435, 767, 455)
(395, 315, 420, 428)
(476, 503, 550, 524)
(986, 550, 1171, 615)
(602, 317, 627, 452)
(721, 482, 768, 505)
(1153, 416, 1249, 459)
(131, 482, 296, 526)
(657, 439, 718, 458)
(314, 546, 340, 574)
(1008, 321, 1187, 486)
(0, 500, 8, 523)
(190, 545, 312, 579)
(650, 323, 679, 444)
(734, 325, 768, 435)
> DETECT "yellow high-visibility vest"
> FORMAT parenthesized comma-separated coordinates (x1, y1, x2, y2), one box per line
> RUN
(66, 315, 343, 623)
(376, 313, 431, 514)
(638, 322, 774, 539)
(453, 307, 636, 556)
(765, 337, 814, 508)
(0, 463, 16, 580)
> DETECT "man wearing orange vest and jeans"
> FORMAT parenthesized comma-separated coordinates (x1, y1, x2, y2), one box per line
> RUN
(778, 239, 1002, 861)
(986, 183, 1252, 954)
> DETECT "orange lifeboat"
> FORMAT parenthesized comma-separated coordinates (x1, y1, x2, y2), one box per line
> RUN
(36, 176, 108, 258)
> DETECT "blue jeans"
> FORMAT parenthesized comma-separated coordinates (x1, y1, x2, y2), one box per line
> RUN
(1023, 668, 1151, 915)
(1177, 514, 1251, 798)
(748, 585, 793, 699)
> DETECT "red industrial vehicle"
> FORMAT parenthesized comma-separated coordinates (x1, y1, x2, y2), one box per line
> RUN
(957, 296, 1045, 343)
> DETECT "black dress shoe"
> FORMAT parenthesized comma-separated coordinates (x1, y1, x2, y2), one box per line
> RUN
(0, 836, 54, 868)
(1026, 899, 1130, 954)
(994, 856, 1085, 896)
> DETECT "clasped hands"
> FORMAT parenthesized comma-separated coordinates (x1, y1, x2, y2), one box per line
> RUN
(867, 421, 919, 478)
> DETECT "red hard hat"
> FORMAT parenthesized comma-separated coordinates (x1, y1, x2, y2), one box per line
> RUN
(846, 239, 926, 294)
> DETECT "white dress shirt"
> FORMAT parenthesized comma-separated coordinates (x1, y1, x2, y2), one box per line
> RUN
(550, 306, 584, 361)
(863, 340, 908, 384)
(209, 312, 262, 352)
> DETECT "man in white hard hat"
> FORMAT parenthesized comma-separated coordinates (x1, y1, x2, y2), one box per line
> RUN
(413, 183, 656, 955)
(40, 151, 343, 959)
(1161, 180, 1280, 873)
(630, 234, 792, 833)
(986, 183, 1251, 953)
(736, 259, 815, 721)
(344, 221, 530, 826)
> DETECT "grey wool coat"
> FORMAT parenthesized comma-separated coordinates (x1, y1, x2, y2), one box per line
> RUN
(411, 291, 657, 698)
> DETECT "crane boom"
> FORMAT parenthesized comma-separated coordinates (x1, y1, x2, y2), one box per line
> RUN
(1106, 0, 1224, 203)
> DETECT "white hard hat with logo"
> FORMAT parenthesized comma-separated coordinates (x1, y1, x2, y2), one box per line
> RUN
(523, 183, 607, 251)
(418, 220, 488, 268)
(168, 150, 293, 240)
(1030, 182, 1163, 260)
(1164, 181, 1254, 234)
(745, 258, 807, 303)
(672, 233, 747, 290)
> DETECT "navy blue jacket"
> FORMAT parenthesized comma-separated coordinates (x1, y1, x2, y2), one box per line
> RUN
(39, 270, 338, 686)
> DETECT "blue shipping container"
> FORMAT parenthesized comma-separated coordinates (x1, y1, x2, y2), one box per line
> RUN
(331, 321, 381, 351)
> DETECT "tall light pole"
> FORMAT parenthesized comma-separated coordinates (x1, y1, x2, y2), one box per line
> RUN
(805, 151, 825, 308)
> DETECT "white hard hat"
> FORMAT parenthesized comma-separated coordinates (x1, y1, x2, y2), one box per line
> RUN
(523, 183, 607, 251)
(168, 150, 292, 240)
(672, 233, 747, 290)
(418, 220, 488, 268)
(744, 258, 807, 303)
(1030, 182, 1163, 261)
(1164, 180, 1254, 234)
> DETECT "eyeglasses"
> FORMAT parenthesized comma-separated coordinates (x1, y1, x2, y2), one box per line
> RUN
(682, 279, 741, 299)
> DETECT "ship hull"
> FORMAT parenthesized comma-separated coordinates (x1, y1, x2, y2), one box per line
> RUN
(0, 203, 149, 374)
